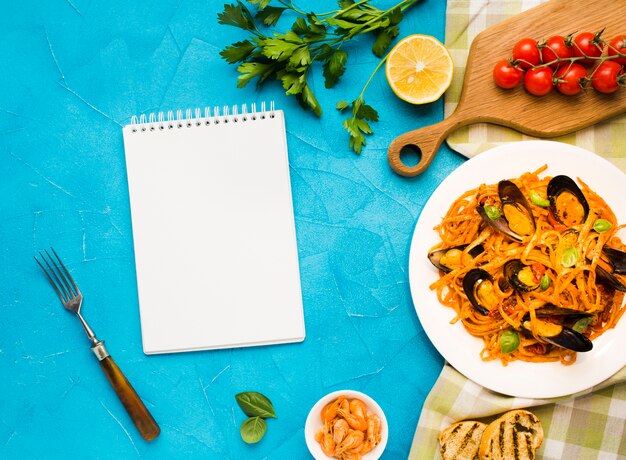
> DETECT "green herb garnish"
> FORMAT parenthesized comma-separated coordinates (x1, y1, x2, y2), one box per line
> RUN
(530, 190, 550, 207)
(573, 317, 592, 334)
(484, 205, 502, 221)
(236, 391, 277, 418)
(240, 416, 267, 444)
(592, 218, 612, 233)
(218, 0, 422, 153)
(500, 330, 520, 354)
(561, 247, 579, 268)
(235, 391, 276, 444)
(539, 274, 551, 290)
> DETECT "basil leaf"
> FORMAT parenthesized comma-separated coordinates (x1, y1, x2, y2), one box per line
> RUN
(500, 330, 520, 354)
(236, 392, 277, 418)
(484, 205, 501, 220)
(593, 219, 612, 233)
(240, 416, 267, 444)
(573, 317, 592, 333)
(530, 190, 550, 207)
(561, 247, 579, 268)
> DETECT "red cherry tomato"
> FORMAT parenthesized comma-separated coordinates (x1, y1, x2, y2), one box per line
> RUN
(572, 31, 604, 66)
(592, 61, 624, 94)
(524, 67, 554, 96)
(607, 35, 626, 65)
(554, 63, 588, 95)
(493, 59, 524, 89)
(541, 36, 573, 67)
(512, 38, 542, 69)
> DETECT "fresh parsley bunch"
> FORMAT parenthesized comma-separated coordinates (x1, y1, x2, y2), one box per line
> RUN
(218, 0, 421, 153)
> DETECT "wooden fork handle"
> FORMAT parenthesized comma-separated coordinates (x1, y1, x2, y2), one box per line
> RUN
(92, 342, 160, 441)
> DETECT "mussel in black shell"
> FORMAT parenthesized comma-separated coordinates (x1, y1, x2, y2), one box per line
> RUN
(463, 268, 499, 316)
(601, 246, 626, 275)
(503, 259, 540, 292)
(525, 304, 593, 321)
(428, 244, 485, 273)
(593, 246, 626, 292)
(523, 319, 593, 352)
(477, 180, 536, 241)
(547, 175, 589, 227)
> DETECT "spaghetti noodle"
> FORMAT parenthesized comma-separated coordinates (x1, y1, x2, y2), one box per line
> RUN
(428, 166, 626, 365)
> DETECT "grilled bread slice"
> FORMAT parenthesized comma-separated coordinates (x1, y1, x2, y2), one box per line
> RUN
(439, 420, 487, 460)
(478, 409, 543, 460)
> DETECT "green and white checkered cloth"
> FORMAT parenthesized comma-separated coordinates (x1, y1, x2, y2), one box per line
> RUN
(409, 1, 626, 458)
(410, 364, 626, 459)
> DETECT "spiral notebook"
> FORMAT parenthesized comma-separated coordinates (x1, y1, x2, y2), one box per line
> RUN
(122, 102, 305, 354)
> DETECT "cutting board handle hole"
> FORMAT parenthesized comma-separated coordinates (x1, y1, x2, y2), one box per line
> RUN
(399, 144, 422, 167)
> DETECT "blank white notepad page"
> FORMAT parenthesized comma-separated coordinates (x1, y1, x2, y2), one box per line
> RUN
(122, 108, 305, 354)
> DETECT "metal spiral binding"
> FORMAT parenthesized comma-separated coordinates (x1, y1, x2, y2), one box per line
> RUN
(129, 101, 276, 133)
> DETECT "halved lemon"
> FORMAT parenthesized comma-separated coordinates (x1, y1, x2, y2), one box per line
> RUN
(385, 34, 454, 104)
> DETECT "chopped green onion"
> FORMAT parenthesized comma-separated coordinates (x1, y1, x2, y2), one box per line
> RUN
(573, 317, 592, 333)
(593, 219, 613, 233)
(500, 330, 520, 354)
(530, 190, 550, 207)
(561, 247, 579, 267)
(539, 274, 551, 290)
(484, 205, 501, 220)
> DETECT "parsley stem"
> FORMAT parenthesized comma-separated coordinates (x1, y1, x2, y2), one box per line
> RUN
(358, 53, 388, 100)
(342, 0, 420, 41)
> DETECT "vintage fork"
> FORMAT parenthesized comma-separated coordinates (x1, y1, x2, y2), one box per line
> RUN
(35, 248, 160, 441)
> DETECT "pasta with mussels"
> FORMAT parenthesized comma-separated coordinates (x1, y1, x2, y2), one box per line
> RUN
(428, 166, 626, 365)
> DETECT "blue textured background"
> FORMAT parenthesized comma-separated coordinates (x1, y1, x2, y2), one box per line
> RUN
(0, 0, 464, 458)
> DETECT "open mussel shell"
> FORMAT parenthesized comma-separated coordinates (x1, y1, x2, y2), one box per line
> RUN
(547, 175, 589, 227)
(477, 180, 536, 241)
(462, 268, 497, 316)
(602, 246, 626, 275)
(523, 319, 593, 352)
(428, 244, 485, 273)
(503, 259, 539, 292)
(523, 305, 593, 321)
(595, 264, 626, 292)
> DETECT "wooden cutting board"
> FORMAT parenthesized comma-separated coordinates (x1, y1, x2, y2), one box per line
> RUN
(387, 0, 626, 177)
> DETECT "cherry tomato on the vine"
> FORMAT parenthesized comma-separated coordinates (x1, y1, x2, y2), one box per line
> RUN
(572, 31, 604, 66)
(607, 35, 626, 65)
(591, 61, 624, 94)
(524, 67, 554, 96)
(554, 63, 588, 95)
(540, 35, 573, 67)
(512, 38, 542, 69)
(493, 59, 524, 89)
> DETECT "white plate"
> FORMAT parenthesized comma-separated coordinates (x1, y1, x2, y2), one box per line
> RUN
(409, 140, 626, 398)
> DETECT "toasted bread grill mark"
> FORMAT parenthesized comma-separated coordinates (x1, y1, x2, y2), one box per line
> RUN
(441, 423, 462, 456)
(498, 421, 505, 457)
(513, 414, 520, 459)
(458, 422, 480, 456)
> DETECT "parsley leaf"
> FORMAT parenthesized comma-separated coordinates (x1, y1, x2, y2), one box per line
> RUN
(261, 32, 305, 61)
(323, 49, 348, 88)
(340, 98, 379, 154)
(218, 2, 256, 31)
(246, 0, 271, 8)
(219, 0, 423, 152)
(298, 84, 322, 116)
(220, 40, 257, 64)
(236, 61, 275, 88)
(255, 6, 286, 27)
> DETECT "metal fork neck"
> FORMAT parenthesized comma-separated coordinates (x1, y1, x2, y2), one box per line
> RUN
(76, 312, 98, 346)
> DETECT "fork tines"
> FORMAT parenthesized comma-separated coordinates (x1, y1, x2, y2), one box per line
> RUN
(34, 248, 80, 304)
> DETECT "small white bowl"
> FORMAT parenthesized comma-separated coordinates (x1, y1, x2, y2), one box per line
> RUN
(304, 390, 388, 460)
